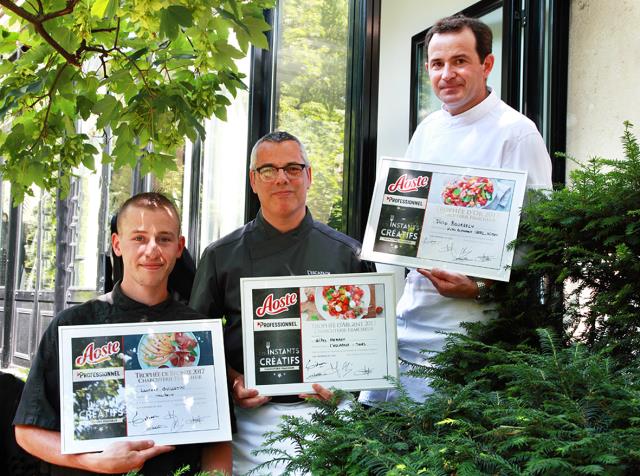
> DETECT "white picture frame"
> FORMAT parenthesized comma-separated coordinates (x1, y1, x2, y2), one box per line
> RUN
(59, 319, 231, 454)
(241, 273, 398, 396)
(362, 157, 528, 281)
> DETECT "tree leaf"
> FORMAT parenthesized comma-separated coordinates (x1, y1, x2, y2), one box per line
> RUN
(160, 9, 180, 40)
(0, 0, 277, 202)
(167, 6, 194, 28)
(91, 0, 111, 17)
(93, 95, 119, 129)
(128, 47, 149, 62)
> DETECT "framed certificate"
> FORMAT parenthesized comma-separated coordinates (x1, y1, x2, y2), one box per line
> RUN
(362, 158, 528, 281)
(241, 273, 398, 396)
(59, 319, 231, 454)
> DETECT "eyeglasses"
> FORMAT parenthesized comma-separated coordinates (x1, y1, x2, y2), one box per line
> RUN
(254, 163, 307, 182)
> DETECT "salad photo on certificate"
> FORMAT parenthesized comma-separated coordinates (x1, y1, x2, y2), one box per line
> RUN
(241, 273, 398, 396)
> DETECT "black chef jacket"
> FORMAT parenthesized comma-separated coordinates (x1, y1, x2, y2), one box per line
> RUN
(190, 209, 376, 380)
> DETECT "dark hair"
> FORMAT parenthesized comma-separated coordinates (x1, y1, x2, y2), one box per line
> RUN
(249, 130, 309, 169)
(425, 14, 493, 62)
(116, 192, 181, 233)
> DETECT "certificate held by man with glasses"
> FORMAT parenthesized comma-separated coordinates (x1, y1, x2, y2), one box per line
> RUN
(240, 273, 399, 396)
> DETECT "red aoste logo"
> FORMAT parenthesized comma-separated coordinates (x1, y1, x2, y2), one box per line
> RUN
(387, 174, 430, 193)
(75, 340, 121, 366)
(256, 292, 298, 317)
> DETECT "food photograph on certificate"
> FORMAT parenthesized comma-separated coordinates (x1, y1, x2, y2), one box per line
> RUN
(126, 330, 211, 370)
(435, 174, 515, 212)
(300, 284, 384, 321)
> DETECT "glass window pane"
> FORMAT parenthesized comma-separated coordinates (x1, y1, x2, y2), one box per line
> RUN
(0, 181, 10, 286)
(150, 144, 186, 215)
(542, 0, 551, 143)
(17, 189, 55, 291)
(272, 0, 350, 228)
(70, 121, 105, 290)
(39, 192, 56, 290)
(109, 165, 134, 218)
(70, 166, 102, 289)
(199, 57, 250, 257)
(17, 192, 39, 291)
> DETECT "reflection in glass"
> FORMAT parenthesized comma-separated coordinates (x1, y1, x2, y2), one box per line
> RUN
(0, 182, 10, 286)
(17, 190, 56, 291)
(272, 0, 349, 228)
(199, 56, 250, 257)
(69, 120, 105, 289)
(109, 165, 133, 219)
(71, 165, 102, 289)
(542, 0, 551, 143)
(17, 193, 39, 291)
(38, 192, 57, 290)
(150, 144, 185, 215)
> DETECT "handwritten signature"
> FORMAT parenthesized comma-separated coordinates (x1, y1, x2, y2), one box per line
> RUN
(304, 359, 374, 379)
(165, 410, 208, 431)
(354, 365, 373, 376)
(128, 410, 208, 432)
(431, 239, 497, 263)
(128, 411, 167, 431)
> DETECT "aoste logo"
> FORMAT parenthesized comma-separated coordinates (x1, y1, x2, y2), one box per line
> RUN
(256, 293, 298, 317)
(75, 340, 121, 366)
(388, 174, 430, 193)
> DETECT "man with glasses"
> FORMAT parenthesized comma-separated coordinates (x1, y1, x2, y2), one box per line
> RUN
(191, 131, 373, 474)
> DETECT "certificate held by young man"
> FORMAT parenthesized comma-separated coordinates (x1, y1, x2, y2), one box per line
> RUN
(58, 319, 232, 454)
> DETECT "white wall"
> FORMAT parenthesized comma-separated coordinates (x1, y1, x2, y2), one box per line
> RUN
(376, 0, 477, 160)
(566, 0, 640, 176)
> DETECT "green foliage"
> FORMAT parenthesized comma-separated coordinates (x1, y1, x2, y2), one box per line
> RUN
(125, 465, 225, 476)
(0, 0, 275, 202)
(256, 334, 640, 475)
(509, 121, 640, 364)
(256, 124, 640, 474)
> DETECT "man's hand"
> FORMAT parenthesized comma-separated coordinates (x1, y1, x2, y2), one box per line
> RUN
(15, 425, 174, 474)
(84, 440, 175, 474)
(299, 383, 335, 402)
(232, 374, 271, 408)
(417, 268, 480, 299)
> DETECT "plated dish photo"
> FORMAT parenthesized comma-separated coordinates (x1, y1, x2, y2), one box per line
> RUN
(137, 332, 200, 368)
(441, 176, 494, 208)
